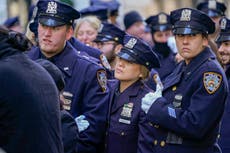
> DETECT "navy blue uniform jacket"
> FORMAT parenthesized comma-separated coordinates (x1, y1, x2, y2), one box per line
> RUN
(0, 42, 63, 153)
(28, 41, 110, 153)
(106, 80, 153, 153)
(219, 64, 230, 153)
(142, 47, 228, 153)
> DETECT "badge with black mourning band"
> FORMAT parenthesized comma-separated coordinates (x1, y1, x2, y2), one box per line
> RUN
(46, 1, 57, 14)
(180, 9, 191, 22)
(97, 70, 107, 92)
(62, 91, 73, 110)
(203, 72, 222, 94)
(119, 102, 134, 124)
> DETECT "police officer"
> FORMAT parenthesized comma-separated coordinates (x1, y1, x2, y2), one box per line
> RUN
(141, 8, 228, 153)
(94, 22, 126, 78)
(215, 17, 230, 153)
(27, 1, 110, 153)
(0, 26, 63, 153)
(145, 12, 177, 83)
(90, 0, 121, 27)
(27, 2, 102, 60)
(123, 11, 145, 39)
(80, 5, 109, 22)
(197, 0, 227, 58)
(105, 35, 160, 153)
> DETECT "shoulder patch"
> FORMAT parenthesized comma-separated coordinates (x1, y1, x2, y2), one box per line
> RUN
(97, 70, 107, 92)
(203, 72, 222, 94)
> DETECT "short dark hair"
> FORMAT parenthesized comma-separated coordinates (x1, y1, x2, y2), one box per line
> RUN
(0, 26, 33, 51)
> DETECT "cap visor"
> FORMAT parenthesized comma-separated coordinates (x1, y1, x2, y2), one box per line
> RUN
(207, 10, 220, 17)
(173, 27, 202, 35)
(215, 35, 230, 43)
(117, 51, 136, 63)
(39, 18, 65, 27)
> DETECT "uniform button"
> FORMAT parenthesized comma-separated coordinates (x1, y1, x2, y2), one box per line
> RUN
(121, 132, 125, 136)
(154, 124, 159, 128)
(160, 141, 165, 147)
(172, 86, 177, 91)
(217, 134, 221, 139)
(153, 140, 158, 145)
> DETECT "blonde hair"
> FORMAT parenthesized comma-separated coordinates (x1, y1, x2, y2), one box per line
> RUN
(140, 65, 150, 80)
(74, 15, 101, 36)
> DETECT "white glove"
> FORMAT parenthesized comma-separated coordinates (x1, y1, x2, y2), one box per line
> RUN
(75, 115, 89, 133)
(141, 84, 163, 114)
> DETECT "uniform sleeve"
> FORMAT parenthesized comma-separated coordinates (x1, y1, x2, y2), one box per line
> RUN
(76, 66, 109, 153)
(146, 71, 228, 139)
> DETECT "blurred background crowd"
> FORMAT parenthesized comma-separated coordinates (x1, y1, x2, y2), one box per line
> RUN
(0, 0, 229, 33)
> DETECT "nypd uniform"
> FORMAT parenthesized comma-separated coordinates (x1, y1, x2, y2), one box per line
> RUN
(105, 35, 160, 153)
(145, 12, 176, 83)
(197, 0, 227, 59)
(140, 8, 228, 153)
(27, 1, 110, 153)
(216, 17, 230, 153)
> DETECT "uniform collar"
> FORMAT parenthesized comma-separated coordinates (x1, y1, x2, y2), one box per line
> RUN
(37, 41, 77, 77)
(184, 47, 216, 80)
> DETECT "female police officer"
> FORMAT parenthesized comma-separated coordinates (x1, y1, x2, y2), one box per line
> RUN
(140, 8, 228, 153)
(105, 35, 160, 153)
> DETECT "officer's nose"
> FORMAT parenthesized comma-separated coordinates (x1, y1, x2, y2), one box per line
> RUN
(182, 36, 189, 44)
(44, 27, 52, 36)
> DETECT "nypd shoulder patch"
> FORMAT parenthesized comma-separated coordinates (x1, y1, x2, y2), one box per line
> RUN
(97, 70, 107, 92)
(203, 72, 222, 94)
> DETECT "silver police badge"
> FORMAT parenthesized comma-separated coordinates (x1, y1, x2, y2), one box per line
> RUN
(61, 91, 73, 110)
(120, 102, 133, 118)
(159, 13, 167, 24)
(208, 0, 217, 9)
(125, 38, 137, 49)
(203, 72, 222, 94)
(46, 1, 57, 14)
(119, 102, 134, 124)
(180, 9, 191, 21)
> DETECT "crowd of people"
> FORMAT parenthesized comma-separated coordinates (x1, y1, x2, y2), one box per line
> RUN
(0, 0, 230, 153)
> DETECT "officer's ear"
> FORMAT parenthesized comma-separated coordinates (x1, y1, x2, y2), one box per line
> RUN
(114, 44, 123, 54)
(66, 25, 74, 40)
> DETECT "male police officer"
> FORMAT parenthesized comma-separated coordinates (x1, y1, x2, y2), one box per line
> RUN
(27, 1, 110, 153)
(197, 0, 227, 57)
(216, 17, 230, 153)
(140, 8, 228, 153)
(145, 12, 176, 81)
(94, 22, 126, 78)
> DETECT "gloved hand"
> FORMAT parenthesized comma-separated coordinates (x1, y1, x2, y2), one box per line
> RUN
(75, 115, 90, 133)
(141, 84, 163, 114)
